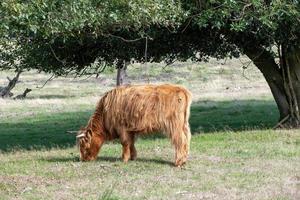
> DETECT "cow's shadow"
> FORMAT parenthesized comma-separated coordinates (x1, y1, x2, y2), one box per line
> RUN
(41, 156, 173, 166)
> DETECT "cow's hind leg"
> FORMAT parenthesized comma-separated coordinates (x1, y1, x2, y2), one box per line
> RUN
(129, 134, 137, 160)
(184, 123, 191, 157)
(175, 146, 187, 167)
(172, 131, 189, 167)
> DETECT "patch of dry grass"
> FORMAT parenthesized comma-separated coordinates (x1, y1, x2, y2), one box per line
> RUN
(0, 131, 299, 200)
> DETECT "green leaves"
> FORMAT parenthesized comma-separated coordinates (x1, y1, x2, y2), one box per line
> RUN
(2, 0, 185, 38)
(193, 0, 300, 46)
(230, 20, 248, 32)
(0, 0, 189, 75)
(1, 0, 300, 76)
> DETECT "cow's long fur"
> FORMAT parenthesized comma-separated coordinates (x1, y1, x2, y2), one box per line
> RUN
(77, 84, 192, 166)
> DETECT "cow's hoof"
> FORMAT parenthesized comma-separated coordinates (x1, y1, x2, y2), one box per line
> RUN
(130, 154, 137, 160)
(122, 157, 130, 163)
(175, 158, 186, 167)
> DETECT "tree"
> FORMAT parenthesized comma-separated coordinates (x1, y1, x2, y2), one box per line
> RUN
(0, 0, 186, 73)
(185, 0, 300, 127)
(0, 0, 188, 86)
(1, 0, 300, 127)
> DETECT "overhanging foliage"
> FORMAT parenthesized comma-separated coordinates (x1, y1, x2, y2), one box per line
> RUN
(1, 1, 300, 75)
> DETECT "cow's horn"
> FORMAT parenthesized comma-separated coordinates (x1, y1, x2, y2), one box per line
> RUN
(76, 133, 85, 138)
(66, 131, 78, 134)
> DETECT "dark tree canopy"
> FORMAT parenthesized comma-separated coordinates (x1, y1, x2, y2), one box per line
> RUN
(1, 0, 187, 74)
(1, 1, 300, 72)
(1, 0, 242, 75)
(2, 0, 300, 126)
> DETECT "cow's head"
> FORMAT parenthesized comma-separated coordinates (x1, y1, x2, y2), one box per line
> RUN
(76, 128, 104, 161)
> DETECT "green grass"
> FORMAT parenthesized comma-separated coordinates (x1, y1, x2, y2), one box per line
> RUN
(0, 59, 299, 199)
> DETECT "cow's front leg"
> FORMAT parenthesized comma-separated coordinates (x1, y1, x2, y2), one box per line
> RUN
(121, 143, 130, 163)
(120, 130, 131, 163)
(130, 144, 137, 160)
(129, 134, 137, 160)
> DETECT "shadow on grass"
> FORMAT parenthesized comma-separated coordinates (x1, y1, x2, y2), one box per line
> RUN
(189, 99, 278, 133)
(0, 111, 91, 152)
(0, 99, 278, 152)
(40, 156, 174, 166)
(27, 94, 75, 99)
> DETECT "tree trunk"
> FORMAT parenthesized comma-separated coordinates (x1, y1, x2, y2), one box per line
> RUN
(116, 61, 128, 86)
(244, 45, 300, 128)
(281, 46, 300, 127)
(0, 70, 22, 98)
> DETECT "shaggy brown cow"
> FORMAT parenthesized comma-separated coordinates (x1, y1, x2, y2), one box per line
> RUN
(76, 84, 192, 166)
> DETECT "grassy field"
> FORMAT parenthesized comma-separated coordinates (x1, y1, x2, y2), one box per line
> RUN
(0, 58, 299, 200)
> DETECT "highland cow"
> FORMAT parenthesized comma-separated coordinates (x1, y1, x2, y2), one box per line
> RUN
(76, 84, 192, 166)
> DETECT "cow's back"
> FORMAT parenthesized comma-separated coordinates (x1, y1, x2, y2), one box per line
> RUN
(102, 84, 192, 135)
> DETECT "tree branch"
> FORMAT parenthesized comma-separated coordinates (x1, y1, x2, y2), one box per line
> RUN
(36, 74, 55, 89)
(273, 114, 290, 129)
(104, 34, 152, 43)
(144, 37, 150, 84)
(49, 45, 66, 66)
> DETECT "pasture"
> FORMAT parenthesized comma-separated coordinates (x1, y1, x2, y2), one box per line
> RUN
(0, 58, 299, 200)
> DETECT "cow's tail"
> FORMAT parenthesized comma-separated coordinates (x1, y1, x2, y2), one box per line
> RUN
(183, 89, 192, 154)
(171, 88, 192, 152)
(172, 88, 192, 166)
